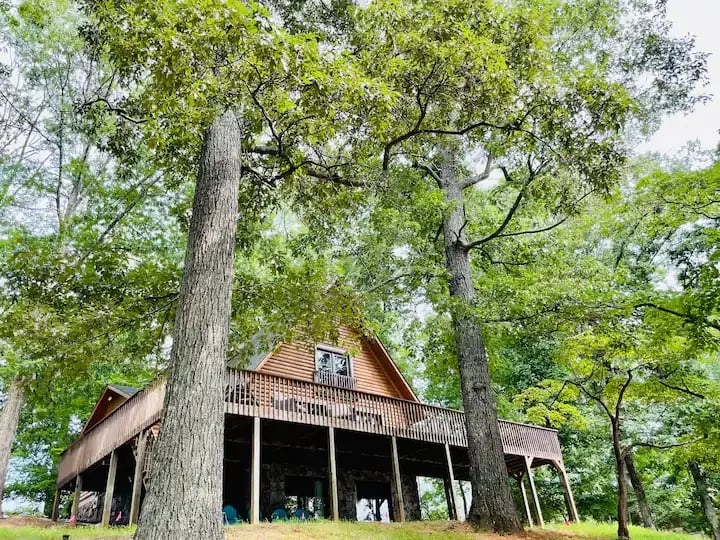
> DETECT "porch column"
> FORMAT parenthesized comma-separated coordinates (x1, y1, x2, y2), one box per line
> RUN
(390, 436, 405, 522)
(250, 416, 261, 524)
(518, 473, 534, 527)
(101, 449, 118, 527)
(130, 430, 148, 525)
(553, 460, 580, 523)
(524, 456, 544, 527)
(443, 443, 458, 520)
(328, 427, 339, 521)
(50, 488, 60, 521)
(71, 475, 82, 518)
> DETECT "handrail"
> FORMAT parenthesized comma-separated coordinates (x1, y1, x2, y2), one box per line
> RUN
(57, 379, 165, 487)
(224, 369, 562, 460)
(57, 368, 563, 488)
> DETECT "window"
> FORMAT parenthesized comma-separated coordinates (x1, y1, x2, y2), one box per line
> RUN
(315, 346, 351, 377)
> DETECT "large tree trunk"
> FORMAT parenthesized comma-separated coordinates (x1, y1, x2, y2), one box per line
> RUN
(439, 147, 522, 533)
(0, 376, 25, 516)
(612, 423, 630, 540)
(689, 462, 720, 540)
(134, 110, 242, 540)
(624, 451, 654, 529)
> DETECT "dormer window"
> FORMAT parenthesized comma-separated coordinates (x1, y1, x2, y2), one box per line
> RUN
(315, 346, 351, 377)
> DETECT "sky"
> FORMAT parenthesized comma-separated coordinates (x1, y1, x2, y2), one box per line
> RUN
(641, 0, 720, 155)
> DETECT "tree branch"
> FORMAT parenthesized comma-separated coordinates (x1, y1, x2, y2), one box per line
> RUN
(77, 97, 146, 124)
(621, 439, 699, 458)
(633, 302, 720, 332)
(567, 379, 614, 421)
(462, 180, 526, 249)
(615, 369, 634, 420)
(412, 161, 443, 188)
(461, 154, 493, 189)
(656, 379, 706, 400)
(465, 188, 596, 249)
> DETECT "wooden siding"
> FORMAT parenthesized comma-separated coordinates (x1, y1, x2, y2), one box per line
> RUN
(82, 388, 128, 434)
(58, 369, 563, 488)
(257, 327, 407, 399)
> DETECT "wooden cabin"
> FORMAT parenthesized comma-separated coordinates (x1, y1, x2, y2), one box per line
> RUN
(53, 327, 579, 527)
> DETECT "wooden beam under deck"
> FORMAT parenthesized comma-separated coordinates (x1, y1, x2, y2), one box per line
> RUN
(129, 430, 147, 526)
(250, 416, 261, 525)
(101, 450, 118, 527)
(391, 436, 405, 522)
(328, 427, 340, 521)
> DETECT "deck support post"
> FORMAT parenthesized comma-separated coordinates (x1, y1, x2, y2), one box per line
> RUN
(524, 456, 544, 527)
(250, 416, 261, 524)
(443, 443, 458, 520)
(130, 430, 148, 525)
(390, 436, 405, 522)
(518, 473, 534, 527)
(101, 450, 118, 527)
(71, 475, 82, 518)
(328, 427, 340, 521)
(553, 460, 579, 523)
(50, 488, 60, 521)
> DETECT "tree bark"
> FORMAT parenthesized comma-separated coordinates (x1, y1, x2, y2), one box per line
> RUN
(612, 422, 630, 540)
(689, 461, 720, 540)
(0, 375, 25, 516)
(439, 147, 522, 533)
(134, 110, 242, 540)
(624, 451, 654, 529)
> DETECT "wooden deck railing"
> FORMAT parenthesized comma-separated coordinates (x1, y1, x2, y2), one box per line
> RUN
(57, 379, 165, 487)
(313, 370, 357, 390)
(224, 369, 562, 461)
(58, 369, 562, 487)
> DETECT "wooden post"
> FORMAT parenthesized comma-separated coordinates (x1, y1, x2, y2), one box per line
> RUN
(524, 456, 544, 527)
(554, 460, 580, 523)
(130, 431, 148, 525)
(518, 474, 534, 527)
(250, 416, 261, 524)
(443, 443, 458, 520)
(50, 488, 60, 521)
(101, 450, 118, 527)
(328, 427, 339, 521)
(390, 436, 406, 522)
(71, 475, 82, 518)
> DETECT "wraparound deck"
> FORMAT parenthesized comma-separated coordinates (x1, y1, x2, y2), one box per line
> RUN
(58, 368, 563, 487)
(55, 368, 579, 528)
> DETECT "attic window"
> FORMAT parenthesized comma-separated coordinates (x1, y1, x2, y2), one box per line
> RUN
(315, 346, 351, 377)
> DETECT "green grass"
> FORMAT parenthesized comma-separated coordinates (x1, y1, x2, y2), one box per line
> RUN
(0, 520, 709, 540)
(547, 521, 707, 540)
(0, 525, 134, 539)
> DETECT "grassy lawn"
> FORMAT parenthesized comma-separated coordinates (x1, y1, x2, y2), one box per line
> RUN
(0, 524, 133, 539)
(548, 521, 707, 540)
(0, 520, 709, 540)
